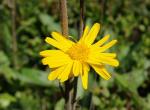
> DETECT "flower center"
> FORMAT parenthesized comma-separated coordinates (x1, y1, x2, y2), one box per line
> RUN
(67, 43, 90, 62)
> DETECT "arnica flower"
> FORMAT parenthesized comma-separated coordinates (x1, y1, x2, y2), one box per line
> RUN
(40, 23, 119, 89)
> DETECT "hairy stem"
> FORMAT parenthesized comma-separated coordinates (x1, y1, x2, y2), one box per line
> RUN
(59, 0, 68, 38)
(65, 80, 73, 110)
(59, 0, 84, 109)
(11, 0, 18, 69)
(72, 0, 85, 110)
(59, 0, 73, 110)
(72, 77, 78, 110)
(79, 0, 84, 37)
(99, 0, 106, 23)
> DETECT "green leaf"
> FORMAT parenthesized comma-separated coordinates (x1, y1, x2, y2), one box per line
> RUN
(39, 13, 61, 32)
(77, 77, 84, 99)
(15, 91, 40, 110)
(115, 68, 145, 93)
(54, 98, 65, 110)
(0, 65, 16, 82)
(0, 93, 16, 109)
(0, 51, 10, 66)
(92, 95, 101, 106)
(18, 68, 57, 87)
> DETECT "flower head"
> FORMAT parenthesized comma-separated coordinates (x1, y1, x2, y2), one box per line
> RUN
(40, 23, 119, 89)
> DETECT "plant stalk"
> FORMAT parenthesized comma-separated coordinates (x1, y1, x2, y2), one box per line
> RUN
(79, 0, 84, 37)
(72, 0, 85, 110)
(59, 0, 73, 110)
(59, 0, 68, 38)
(11, 0, 18, 69)
(59, 0, 84, 109)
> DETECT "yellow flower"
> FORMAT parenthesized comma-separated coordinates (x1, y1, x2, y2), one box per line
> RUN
(40, 23, 119, 89)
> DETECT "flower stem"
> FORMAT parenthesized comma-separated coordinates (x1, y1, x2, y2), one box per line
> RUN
(59, 0, 68, 38)
(59, 0, 73, 110)
(59, 0, 84, 109)
(72, 0, 85, 110)
(79, 0, 84, 37)
(11, 0, 18, 69)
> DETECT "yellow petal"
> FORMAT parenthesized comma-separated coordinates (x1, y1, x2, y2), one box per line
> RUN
(89, 46, 117, 59)
(92, 34, 110, 47)
(40, 50, 65, 57)
(87, 50, 119, 67)
(98, 53, 117, 58)
(59, 61, 73, 82)
(81, 63, 90, 89)
(98, 40, 117, 52)
(99, 58, 119, 67)
(79, 26, 89, 42)
(84, 23, 100, 45)
(82, 26, 89, 38)
(73, 60, 82, 76)
(48, 66, 65, 80)
(87, 56, 98, 64)
(41, 53, 72, 68)
(51, 32, 74, 46)
(89, 52, 117, 59)
(45, 37, 69, 52)
(91, 65, 111, 80)
(87, 56, 119, 67)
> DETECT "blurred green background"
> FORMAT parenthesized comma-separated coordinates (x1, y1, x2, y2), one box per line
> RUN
(0, 0, 150, 110)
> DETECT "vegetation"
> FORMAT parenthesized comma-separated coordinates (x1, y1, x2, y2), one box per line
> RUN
(0, 0, 150, 110)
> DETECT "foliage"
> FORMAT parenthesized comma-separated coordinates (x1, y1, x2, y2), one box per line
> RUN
(0, 0, 150, 110)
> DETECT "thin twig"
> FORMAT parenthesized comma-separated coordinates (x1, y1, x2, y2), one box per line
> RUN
(11, 0, 18, 69)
